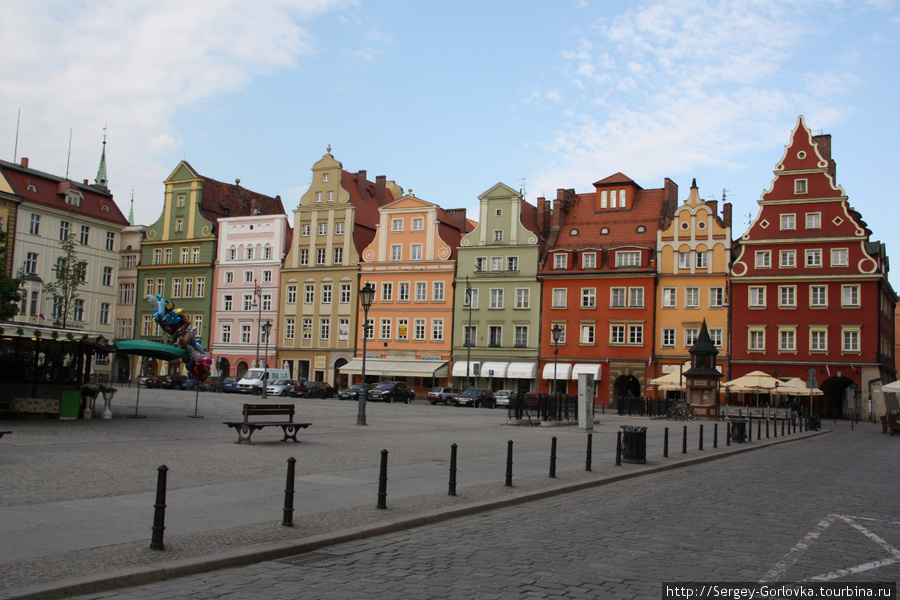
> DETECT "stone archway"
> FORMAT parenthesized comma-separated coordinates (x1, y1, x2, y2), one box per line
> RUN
(819, 376, 856, 419)
(236, 361, 249, 378)
(216, 357, 231, 378)
(333, 357, 348, 389)
(613, 374, 642, 399)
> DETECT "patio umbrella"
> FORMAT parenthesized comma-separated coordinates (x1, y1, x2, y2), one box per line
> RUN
(780, 377, 822, 396)
(113, 340, 188, 418)
(882, 380, 900, 393)
(650, 371, 685, 391)
(723, 371, 794, 406)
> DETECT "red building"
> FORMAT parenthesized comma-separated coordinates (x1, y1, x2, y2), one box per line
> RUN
(538, 173, 678, 405)
(730, 116, 895, 419)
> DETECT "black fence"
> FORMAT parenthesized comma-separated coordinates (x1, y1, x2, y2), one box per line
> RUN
(508, 392, 579, 422)
(616, 396, 675, 417)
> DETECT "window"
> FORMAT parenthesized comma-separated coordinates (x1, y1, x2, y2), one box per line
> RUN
(317, 248, 326, 265)
(806, 249, 822, 268)
(241, 325, 251, 344)
(262, 270, 272, 284)
(515, 288, 530, 309)
(228, 248, 237, 261)
(810, 329, 828, 352)
(285, 285, 297, 305)
(381, 282, 393, 302)
(225, 271, 234, 284)
(29, 214, 40, 235)
(463, 326, 476, 347)
(224, 295, 233, 311)
(842, 285, 860, 307)
(491, 257, 503, 272)
(582, 288, 596, 308)
(684, 328, 699, 348)
(554, 324, 567, 344)
(490, 289, 503, 309)
(610, 325, 625, 345)
(73, 299, 84, 321)
(322, 284, 332, 304)
(628, 325, 643, 345)
(810, 285, 828, 307)
(196, 278, 204, 298)
(181, 248, 190, 264)
(175, 219, 183, 233)
(679, 252, 691, 269)
(99, 303, 110, 325)
(831, 248, 848, 267)
(304, 285, 314, 304)
(779, 286, 796, 308)
(285, 318, 295, 340)
(301, 224, 310, 236)
(397, 318, 408, 340)
(780, 214, 796, 230)
(507, 256, 519, 271)
(172, 278, 182, 298)
(515, 326, 528, 348)
(247, 246, 256, 260)
(779, 328, 796, 351)
(662, 328, 676, 348)
(122, 254, 136, 270)
(145, 278, 154, 297)
(220, 325, 231, 344)
(610, 288, 626, 308)
(177, 194, 185, 207)
(300, 249, 308, 265)
(334, 247, 343, 265)
(629, 287, 644, 307)
(411, 218, 424, 231)
(318, 223, 327, 236)
(662, 288, 677, 308)
(416, 282, 427, 302)
(433, 281, 445, 301)
(380, 318, 391, 340)
(795, 179, 808, 194)
(60, 220, 70, 241)
(842, 328, 860, 352)
(264, 246, 272, 260)
(320, 318, 330, 341)
(616, 251, 640, 267)
(165, 248, 172, 264)
(749, 287, 766, 308)
(493, 230, 503, 242)
(464, 287, 479, 309)
(392, 219, 403, 232)
(326, 191, 334, 202)
(398, 282, 410, 302)
(119, 283, 135, 305)
(391, 245, 402, 261)
(780, 250, 796, 268)
(411, 245, 423, 261)
(335, 222, 344, 235)
(685, 287, 699, 308)
(554, 254, 568, 269)
(552, 289, 566, 308)
(489, 326, 502, 347)
(749, 329, 766, 351)
(25, 252, 38, 274)
(341, 284, 351, 304)
(302, 318, 312, 341)
(709, 287, 725, 308)
(431, 318, 444, 341)
(80, 225, 90, 245)
(709, 328, 723, 348)
(582, 253, 597, 269)
(755, 251, 771, 268)
(315, 191, 322, 203)
(414, 319, 426, 341)
(475, 257, 487, 272)
(806, 212, 821, 229)
(244, 271, 253, 284)
(153, 249, 162, 265)
(695, 252, 708, 269)
(242, 294, 253, 311)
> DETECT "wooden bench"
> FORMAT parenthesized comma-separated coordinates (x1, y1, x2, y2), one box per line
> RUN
(223, 404, 311, 444)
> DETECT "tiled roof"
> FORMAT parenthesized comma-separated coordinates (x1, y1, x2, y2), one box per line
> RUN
(520, 198, 545, 251)
(553, 188, 667, 251)
(343, 170, 397, 255)
(198, 176, 285, 230)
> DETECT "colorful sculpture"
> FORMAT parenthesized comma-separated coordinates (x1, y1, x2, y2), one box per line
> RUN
(147, 294, 212, 381)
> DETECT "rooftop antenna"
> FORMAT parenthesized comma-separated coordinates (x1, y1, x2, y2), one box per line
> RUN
(13, 109, 20, 163)
(721, 188, 728, 203)
(745, 211, 753, 226)
(518, 177, 527, 198)
(65, 127, 73, 180)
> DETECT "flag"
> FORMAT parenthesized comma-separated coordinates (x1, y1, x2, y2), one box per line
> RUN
(825, 364, 830, 376)
(39, 313, 46, 320)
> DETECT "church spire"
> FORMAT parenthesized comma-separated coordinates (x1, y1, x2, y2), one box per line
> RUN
(128, 188, 135, 225)
(94, 125, 108, 189)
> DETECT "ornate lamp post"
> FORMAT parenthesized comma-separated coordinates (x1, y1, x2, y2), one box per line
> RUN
(465, 276, 473, 389)
(252, 279, 263, 369)
(357, 282, 376, 426)
(552, 324, 562, 400)
(261, 320, 272, 399)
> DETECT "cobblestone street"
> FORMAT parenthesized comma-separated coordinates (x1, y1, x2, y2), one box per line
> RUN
(63, 420, 897, 600)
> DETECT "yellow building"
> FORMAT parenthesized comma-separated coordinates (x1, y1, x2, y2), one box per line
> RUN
(654, 179, 732, 400)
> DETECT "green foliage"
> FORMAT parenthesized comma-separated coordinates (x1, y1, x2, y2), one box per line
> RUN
(42, 233, 87, 329)
(0, 229, 22, 320)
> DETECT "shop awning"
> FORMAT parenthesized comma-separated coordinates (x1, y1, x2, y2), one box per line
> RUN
(340, 359, 447, 377)
(451, 361, 480, 377)
(480, 362, 509, 378)
(507, 362, 537, 379)
(541, 362, 572, 380)
(571, 363, 602, 381)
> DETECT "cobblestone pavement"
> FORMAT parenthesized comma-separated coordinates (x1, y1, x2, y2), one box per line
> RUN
(54, 417, 894, 600)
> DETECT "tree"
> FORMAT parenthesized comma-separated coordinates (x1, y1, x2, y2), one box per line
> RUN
(43, 233, 87, 329)
(0, 229, 22, 320)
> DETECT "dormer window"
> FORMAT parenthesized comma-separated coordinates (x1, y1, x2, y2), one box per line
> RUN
(65, 191, 82, 207)
(322, 173, 329, 182)
(795, 179, 808, 194)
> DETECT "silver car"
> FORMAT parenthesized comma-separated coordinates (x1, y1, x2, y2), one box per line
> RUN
(266, 379, 299, 397)
(494, 390, 516, 407)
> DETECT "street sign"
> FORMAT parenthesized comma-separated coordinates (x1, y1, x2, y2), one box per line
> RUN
(807, 367, 818, 389)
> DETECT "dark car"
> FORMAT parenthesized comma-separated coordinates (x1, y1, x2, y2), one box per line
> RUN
(338, 383, 372, 401)
(221, 376, 241, 394)
(160, 374, 187, 389)
(198, 377, 223, 392)
(178, 378, 198, 391)
(428, 386, 461, 405)
(454, 388, 496, 408)
(143, 376, 162, 389)
(294, 381, 333, 399)
(368, 381, 415, 404)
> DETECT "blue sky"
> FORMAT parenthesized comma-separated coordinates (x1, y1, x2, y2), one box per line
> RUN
(2, 0, 899, 283)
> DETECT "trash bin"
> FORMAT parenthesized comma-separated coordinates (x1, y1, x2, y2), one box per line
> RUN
(730, 420, 748, 443)
(807, 415, 821, 431)
(59, 390, 81, 420)
(620, 425, 648, 464)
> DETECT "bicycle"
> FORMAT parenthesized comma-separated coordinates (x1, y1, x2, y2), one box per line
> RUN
(666, 402, 697, 421)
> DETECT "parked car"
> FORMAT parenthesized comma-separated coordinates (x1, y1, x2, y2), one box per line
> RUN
(454, 388, 496, 408)
(178, 378, 198, 391)
(221, 376, 241, 394)
(494, 390, 516, 407)
(160, 374, 187, 389)
(198, 377, 223, 392)
(291, 380, 330, 398)
(338, 383, 373, 401)
(143, 376, 162, 389)
(266, 378, 300, 397)
(428, 386, 461, 405)
(368, 381, 415, 404)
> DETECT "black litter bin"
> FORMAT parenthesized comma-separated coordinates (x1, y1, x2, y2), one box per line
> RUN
(730, 420, 748, 443)
(620, 425, 648, 464)
(807, 415, 821, 431)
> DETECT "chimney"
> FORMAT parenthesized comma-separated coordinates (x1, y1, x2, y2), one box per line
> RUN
(537, 196, 547, 235)
(722, 202, 732, 229)
(21, 157, 29, 169)
(813, 134, 836, 182)
(663, 178, 679, 219)
(707, 200, 718, 218)
(552, 188, 574, 231)
(357, 170, 367, 202)
(375, 175, 386, 205)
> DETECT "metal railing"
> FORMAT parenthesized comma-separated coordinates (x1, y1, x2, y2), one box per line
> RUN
(616, 396, 675, 417)
(508, 393, 579, 422)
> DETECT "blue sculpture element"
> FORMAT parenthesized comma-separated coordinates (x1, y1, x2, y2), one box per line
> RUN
(147, 294, 212, 381)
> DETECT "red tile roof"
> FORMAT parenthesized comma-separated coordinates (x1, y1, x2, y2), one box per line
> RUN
(198, 175, 285, 231)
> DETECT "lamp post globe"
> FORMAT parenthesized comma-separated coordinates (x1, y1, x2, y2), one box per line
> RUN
(356, 282, 376, 426)
(261, 320, 272, 399)
(551, 324, 562, 399)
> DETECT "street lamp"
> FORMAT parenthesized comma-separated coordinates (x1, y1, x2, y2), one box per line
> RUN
(356, 282, 376, 426)
(252, 279, 263, 369)
(465, 276, 473, 389)
(261, 320, 272, 399)
(552, 324, 562, 399)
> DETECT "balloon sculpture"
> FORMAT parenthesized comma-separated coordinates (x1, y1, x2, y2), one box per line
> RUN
(147, 294, 212, 381)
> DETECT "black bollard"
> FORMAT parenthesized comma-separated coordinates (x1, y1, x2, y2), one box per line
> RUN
(757, 420, 762, 441)
(682, 425, 688, 454)
(377, 449, 388, 509)
(505, 440, 514, 486)
(585, 433, 593, 472)
(766, 419, 770, 439)
(699, 424, 704, 451)
(282, 457, 296, 526)
(664, 427, 669, 457)
(549, 437, 557, 478)
(615, 431, 622, 466)
(150, 465, 168, 551)
(726, 422, 731, 447)
(713, 423, 718, 448)
(449, 444, 458, 496)
(782, 419, 785, 436)
(774, 418, 778, 438)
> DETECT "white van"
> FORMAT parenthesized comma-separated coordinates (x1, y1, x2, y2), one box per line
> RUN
(237, 368, 291, 395)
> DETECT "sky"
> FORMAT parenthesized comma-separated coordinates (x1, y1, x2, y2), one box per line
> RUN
(2, 0, 899, 282)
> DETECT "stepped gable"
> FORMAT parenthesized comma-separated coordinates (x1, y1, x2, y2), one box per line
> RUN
(198, 175, 284, 230)
(0, 158, 129, 227)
